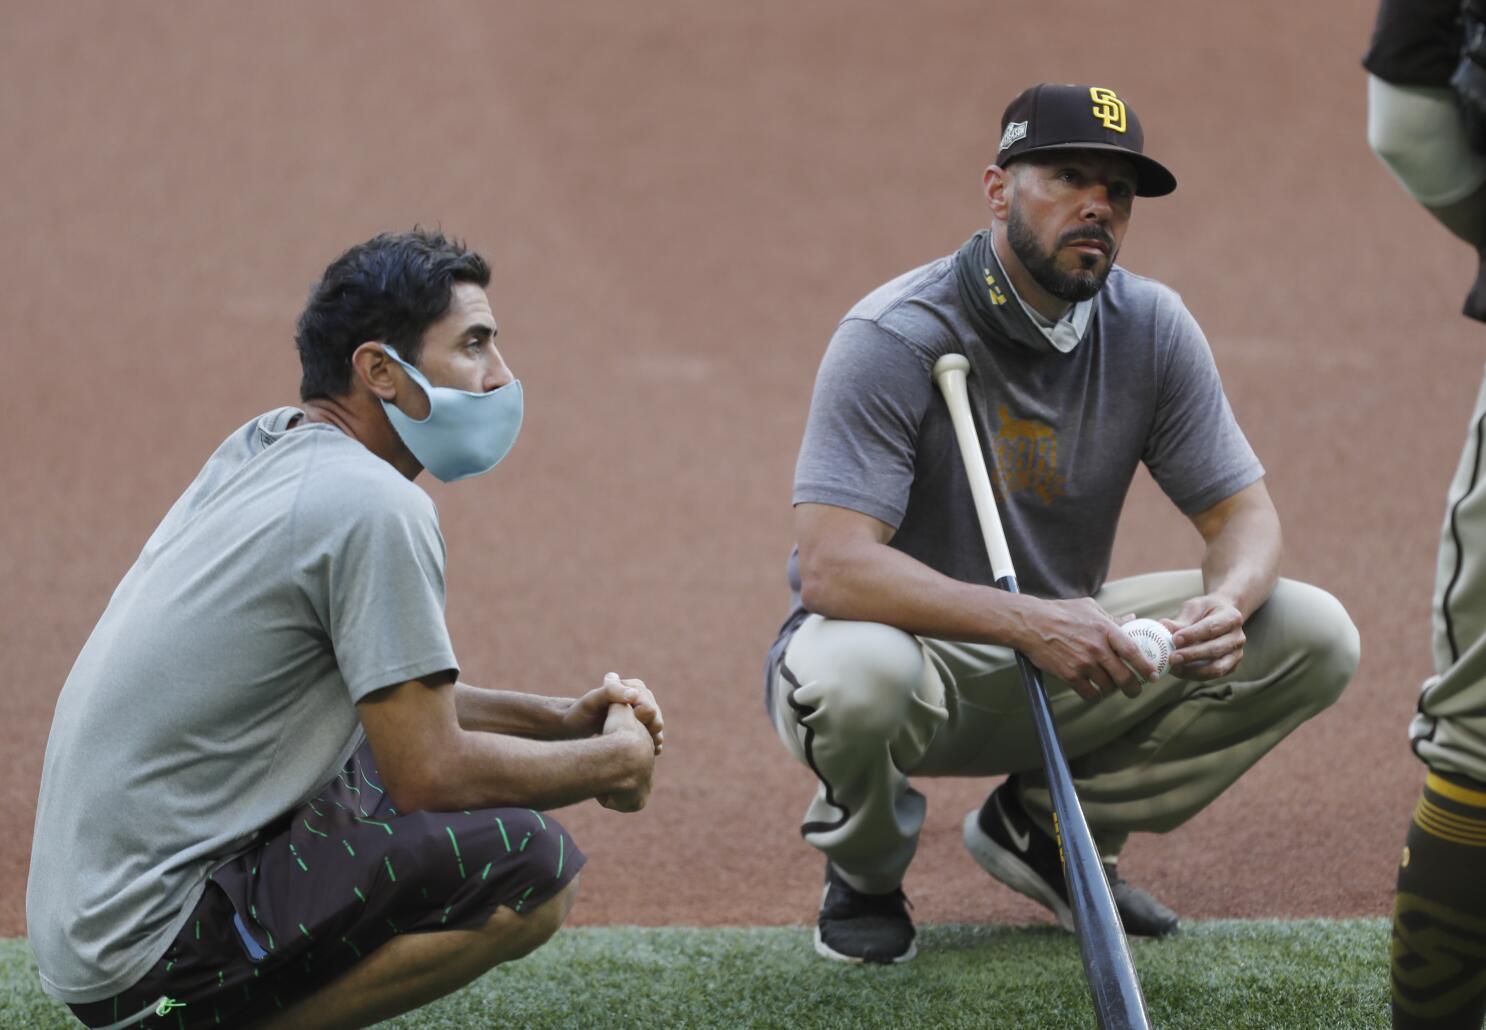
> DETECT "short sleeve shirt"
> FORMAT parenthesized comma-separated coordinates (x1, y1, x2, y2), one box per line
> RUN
(27, 409, 459, 1002)
(766, 250, 1262, 709)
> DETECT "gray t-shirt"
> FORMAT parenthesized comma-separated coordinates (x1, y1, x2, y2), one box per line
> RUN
(27, 408, 459, 1002)
(766, 247, 1262, 709)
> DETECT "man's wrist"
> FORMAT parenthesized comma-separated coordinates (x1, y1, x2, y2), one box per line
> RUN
(547, 696, 587, 738)
(984, 586, 1036, 651)
(1192, 577, 1249, 618)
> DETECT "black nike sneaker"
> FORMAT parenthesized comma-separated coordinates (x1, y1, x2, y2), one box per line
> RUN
(963, 778, 1179, 938)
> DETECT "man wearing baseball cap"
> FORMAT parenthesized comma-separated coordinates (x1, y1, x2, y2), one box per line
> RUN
(763, 83, 1359, 963)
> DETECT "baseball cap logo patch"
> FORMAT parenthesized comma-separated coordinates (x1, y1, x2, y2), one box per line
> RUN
(995, 83, 1175, 195)
(1089, 87, 1127, 133)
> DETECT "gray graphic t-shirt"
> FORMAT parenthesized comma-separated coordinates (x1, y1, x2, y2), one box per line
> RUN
(27, 409, 459, 1002)
(766, 245, 1262, 710)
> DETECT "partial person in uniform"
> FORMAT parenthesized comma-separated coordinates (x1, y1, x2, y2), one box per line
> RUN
(763, 83, 1360, 964)
(1367, 2, 1486, 1025)
(27, 229, 664, 1029)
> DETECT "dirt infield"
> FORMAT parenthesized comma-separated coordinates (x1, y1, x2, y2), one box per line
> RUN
(0, 1, 1473, 937)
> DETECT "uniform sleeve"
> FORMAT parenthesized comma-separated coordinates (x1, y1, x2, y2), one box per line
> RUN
(1362, 0, 1462, 88)
(1142, 300, 1264, 516)
(793, 319, 935, 529)
(315, 482, 459, 703)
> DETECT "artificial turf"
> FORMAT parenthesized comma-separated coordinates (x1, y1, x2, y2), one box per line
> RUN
(0, 919, 1391, 1028)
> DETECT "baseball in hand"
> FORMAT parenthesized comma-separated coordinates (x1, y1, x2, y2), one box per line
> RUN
(1121, 618, 1174, 678)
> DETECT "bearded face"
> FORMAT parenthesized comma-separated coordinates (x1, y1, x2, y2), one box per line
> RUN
(997, 154, 1135, 305)
(1005, 197, 1119, 303)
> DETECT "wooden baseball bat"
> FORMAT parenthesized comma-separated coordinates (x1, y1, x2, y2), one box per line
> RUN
(932, 353, 1150, 1030)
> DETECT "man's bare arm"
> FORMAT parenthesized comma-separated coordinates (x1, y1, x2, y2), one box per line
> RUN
(795, 502, 1154, 699)
(358, 673, 655, 813)
(454, 676, 664, 753)
(1165, 479, 1282, 679)
(454, 685, 567, 736)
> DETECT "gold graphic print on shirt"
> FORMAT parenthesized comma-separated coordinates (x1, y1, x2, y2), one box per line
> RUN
(993, 405, 1066, 504)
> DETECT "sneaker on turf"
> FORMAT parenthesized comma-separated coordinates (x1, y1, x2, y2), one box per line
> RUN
(814, 861, 917, 964)
(1105, 866, 1180, 938)
(963, 780, 1179, 938)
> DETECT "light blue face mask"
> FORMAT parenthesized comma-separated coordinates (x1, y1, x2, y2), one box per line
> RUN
(379, 346, 523, 482)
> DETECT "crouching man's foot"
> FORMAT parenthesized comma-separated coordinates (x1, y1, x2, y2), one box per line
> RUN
(963, 781, 1179, 938)
(814, 861, 917, 964)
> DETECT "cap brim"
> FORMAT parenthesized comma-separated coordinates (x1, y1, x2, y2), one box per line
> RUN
(1006, 142, 1177, 198)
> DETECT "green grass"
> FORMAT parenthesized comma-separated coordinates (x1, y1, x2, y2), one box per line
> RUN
(1, 920, 1391, 1029)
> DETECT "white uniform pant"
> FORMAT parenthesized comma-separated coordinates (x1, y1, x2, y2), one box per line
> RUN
(769, 571, 1359, 894)
(1416, 365, 1486, 781)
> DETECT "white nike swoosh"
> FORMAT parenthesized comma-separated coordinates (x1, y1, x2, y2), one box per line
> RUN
(995, 792, 1031, 852)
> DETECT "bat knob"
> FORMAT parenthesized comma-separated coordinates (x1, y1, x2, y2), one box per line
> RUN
(933, 353, 970, 380)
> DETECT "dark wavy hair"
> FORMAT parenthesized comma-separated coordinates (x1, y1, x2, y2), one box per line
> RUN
(295, 228, 491, 400)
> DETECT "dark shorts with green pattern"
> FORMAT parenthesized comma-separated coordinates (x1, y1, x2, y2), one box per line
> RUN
(68, 741, 585, 1030)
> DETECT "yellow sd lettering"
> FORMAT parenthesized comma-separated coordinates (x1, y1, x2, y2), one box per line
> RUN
(1089, 87, 1127, 133)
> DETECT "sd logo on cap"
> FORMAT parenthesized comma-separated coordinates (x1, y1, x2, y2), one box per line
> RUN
(994, 83, 1176, 197)
(1089, 87, 1127, 132)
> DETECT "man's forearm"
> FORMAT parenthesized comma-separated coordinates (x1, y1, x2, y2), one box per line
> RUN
(801, 539, 1034, 648)
(454, 683, 570, 737)
(420, 726, 647, 812)
(1198, 498, 1282, 621)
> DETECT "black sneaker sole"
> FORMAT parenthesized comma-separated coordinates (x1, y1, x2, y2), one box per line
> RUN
(812, 924, 918, 964)
(962, 809, 1075, 933)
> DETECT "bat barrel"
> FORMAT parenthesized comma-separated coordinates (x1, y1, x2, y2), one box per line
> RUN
(1019, 650, 1150, 1029)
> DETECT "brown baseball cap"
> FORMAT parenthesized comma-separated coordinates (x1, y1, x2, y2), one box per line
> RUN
(995, 83, 1177, 197)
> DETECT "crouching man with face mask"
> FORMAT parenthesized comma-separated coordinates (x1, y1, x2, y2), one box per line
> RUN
(27, 229, 664, 1030)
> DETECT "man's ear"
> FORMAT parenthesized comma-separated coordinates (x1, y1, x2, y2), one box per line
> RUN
(984, 164, 1013, 221)
(350, 342, 398, 402)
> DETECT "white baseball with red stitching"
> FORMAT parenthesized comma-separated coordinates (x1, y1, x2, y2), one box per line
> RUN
(1122, 618, 1173, 678)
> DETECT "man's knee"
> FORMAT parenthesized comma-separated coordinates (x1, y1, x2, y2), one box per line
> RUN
(516, 874, 580, 954)
(482, 874, 579, 962)
(387, 805, 584, 955)
(1267, 579, 1361, 709)
(783, 619, 931, 741)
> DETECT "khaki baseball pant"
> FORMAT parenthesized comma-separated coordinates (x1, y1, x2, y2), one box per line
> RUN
(769, 570, 1359, 894)
(1415, 365, 1486, 781)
